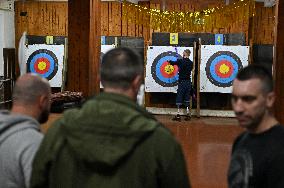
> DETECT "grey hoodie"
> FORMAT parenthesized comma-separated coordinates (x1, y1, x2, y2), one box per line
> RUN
(0, 110, 43, 188)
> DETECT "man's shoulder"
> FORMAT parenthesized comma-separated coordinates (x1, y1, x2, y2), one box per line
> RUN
(269, 125, 284, 142)
(0, 119, 42, 146)
(273, 124, 284, 132)
(6, 127, 42, 146)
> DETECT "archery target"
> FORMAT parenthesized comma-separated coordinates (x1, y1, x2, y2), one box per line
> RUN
(145, 46, 194, 93)
(25, 44, 64, 87)
(100, 45, 115, 88)
(200, 45, 249, 93)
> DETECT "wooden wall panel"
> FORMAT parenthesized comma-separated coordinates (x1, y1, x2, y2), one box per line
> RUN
(15, 2, 67, 47)
(14, 1, 67, 77)
(15, 1, 275, 47)
(101, 2, 151, 40)
(99, 1, 275, 45)
(101, 3, 109, 35)
(121, 4, 128, 36)
(149, 3, 161, 38)
(109, 2, 122, 36)
(253, 3, 275, 44)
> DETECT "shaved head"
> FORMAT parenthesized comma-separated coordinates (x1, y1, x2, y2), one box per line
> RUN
(12, 74, 51, 123)
(12, 74, 51, 105)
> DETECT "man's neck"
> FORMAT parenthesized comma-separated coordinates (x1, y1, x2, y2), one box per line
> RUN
(103, 88, 136, 101)
(11, 105, 38, 120)
(250, 113, 279, 134)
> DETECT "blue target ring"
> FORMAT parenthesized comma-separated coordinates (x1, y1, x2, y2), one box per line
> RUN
(151, 51, 182, 87)
(206, 51, 243, 87)
(210, 55, 239, 83)
(27, 49, 58, 80)
(156, 56, 179, 83)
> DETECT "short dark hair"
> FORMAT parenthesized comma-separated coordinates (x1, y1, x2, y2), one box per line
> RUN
(236, 64, 273, 93)
(184, 49, 191, 55)
(101, 47, 143, 89)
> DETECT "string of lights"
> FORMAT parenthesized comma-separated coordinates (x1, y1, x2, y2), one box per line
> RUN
(122, 0, 256, 32)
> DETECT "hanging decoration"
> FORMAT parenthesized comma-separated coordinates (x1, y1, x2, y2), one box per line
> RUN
(122, 0, 255, 33)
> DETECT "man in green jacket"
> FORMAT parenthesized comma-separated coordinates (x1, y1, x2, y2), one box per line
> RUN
(30, 47, 191, 188)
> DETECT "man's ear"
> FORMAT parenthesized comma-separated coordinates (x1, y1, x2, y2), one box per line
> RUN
(132, 75, 143, 93)
(266, 91, 275, 108)
(38, 94, 49, 110)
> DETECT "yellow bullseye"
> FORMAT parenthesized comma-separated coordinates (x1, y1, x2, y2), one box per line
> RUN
(164, 64, 175, 74)
(219, 64, 230, 74)
(38, 61, 47, 71)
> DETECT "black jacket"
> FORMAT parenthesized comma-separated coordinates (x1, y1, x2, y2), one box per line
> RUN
(169, 58, 193, 80)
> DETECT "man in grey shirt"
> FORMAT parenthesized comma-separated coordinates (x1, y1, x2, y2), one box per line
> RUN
(0, 73, 51, 188)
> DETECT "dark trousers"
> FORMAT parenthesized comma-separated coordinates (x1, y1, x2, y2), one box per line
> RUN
(176, 80, 191, 107)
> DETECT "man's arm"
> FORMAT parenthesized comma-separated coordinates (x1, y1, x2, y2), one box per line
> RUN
(168, 59, 182, 66)
(18, 131, 43, 188)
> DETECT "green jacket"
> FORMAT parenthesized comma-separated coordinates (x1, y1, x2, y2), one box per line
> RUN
(30, 93, 190, 188)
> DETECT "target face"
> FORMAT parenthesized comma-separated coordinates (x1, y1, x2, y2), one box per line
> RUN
(151, 51, 181, 87)
(145, 46, 194, 93)
(27, 49, 58, 80)
(25, 44, 64, 87)
(206, 51, 242, 87)
(200, 45, 249, 93)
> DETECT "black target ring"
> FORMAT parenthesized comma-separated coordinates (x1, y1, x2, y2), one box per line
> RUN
(27, 49, 58, 80)
(151, 51, 182, 87)
(205, 51, 243, 88)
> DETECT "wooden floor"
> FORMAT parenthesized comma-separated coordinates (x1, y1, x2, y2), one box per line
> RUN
(157, 115, 243, 188)
(41, 114, 244, 188)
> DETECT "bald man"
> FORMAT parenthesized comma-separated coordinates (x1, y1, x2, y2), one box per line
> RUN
(0, 74, 51, 188)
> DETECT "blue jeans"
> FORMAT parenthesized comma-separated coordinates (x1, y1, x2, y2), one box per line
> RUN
(176, 80, 191, 107)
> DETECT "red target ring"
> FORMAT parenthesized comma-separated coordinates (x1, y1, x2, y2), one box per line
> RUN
(27, 49, 58, 80)
(215, 60, 234, 78)
(34, 58, 51, 74)
(160, 61, 178, 78)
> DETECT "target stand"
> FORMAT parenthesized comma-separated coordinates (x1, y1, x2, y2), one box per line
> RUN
(196, 44, 249, 117)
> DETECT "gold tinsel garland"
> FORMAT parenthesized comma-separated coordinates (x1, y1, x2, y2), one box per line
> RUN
(122, 0, 255, 33)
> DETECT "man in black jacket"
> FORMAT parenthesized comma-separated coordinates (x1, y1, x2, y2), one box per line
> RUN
(169, 49, 193, 121)
(228, 65, 284, 188)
